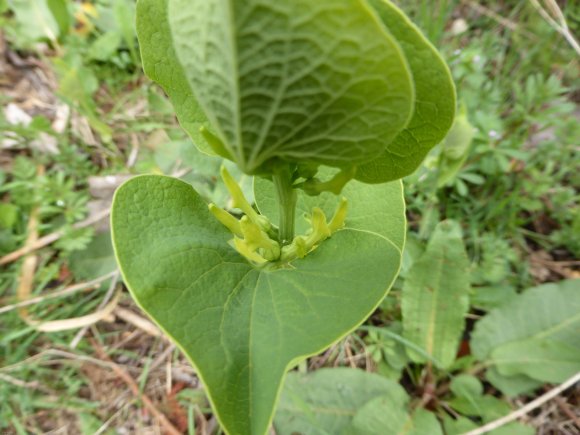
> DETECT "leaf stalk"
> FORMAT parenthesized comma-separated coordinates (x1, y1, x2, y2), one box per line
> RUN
(272, 164, 297, 245)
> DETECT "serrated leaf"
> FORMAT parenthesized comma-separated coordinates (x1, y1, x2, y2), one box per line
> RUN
(492, 338, 580, 383)
(274, 368, 403, 435)
(88, 32, 122, 61)
(8, 0, 60, 43)
(355, 0, 456, 183)
(471, 279, 580, 360)
(168, 0, 414, 174)
(111, 175, 403, 435)
(69, 232, 117, 282)
(136, 0, 214, 154)
(402, 221, 470, 368)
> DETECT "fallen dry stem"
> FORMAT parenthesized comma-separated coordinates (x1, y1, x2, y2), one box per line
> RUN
(114, 306, 162, 337)
(27, 290, 121, 332)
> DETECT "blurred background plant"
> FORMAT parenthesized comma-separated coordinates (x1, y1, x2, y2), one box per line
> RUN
(0, 0, 578, 433)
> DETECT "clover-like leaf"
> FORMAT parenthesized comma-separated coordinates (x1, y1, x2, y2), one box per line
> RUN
(355, 0, 456, 183)
(167, 0, 414, 174)
(136, 0, 214, 154)
(111, 175, 403, 435)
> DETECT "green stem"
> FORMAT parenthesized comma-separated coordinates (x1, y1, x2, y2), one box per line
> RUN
(272, 165, 297, 245)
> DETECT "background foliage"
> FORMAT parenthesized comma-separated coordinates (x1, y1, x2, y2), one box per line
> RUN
(0, 0, 579, 433)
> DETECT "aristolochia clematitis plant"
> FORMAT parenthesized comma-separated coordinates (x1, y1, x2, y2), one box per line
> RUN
(111, 1, 456, 434)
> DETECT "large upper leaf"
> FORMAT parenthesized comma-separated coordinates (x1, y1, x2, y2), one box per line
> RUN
(167, 0, 414, 174)
(111, 176, 403, 435)
(356, 0, 456, 183)
(136, 0, 213, 154)
(401, 221, 470, 368)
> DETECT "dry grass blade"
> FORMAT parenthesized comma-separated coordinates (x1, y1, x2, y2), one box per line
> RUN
(16, 170, 42, 323)
(0, 373, 57, 396)
(27, 290, 121, 332)
(0, 270, 118, 315)
(15, 223, 121, 332)
(528, 0, 580, 56)
(0, 349, 122, 373)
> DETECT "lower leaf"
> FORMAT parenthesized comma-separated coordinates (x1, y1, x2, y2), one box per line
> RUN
(111, 175, 403, 435)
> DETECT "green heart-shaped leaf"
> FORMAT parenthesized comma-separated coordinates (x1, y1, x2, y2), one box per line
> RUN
(111, 175, 403, 435)
(355, 0, 456, 183)
(167, 0, 414, 173)
(137, 0, 213, 155)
